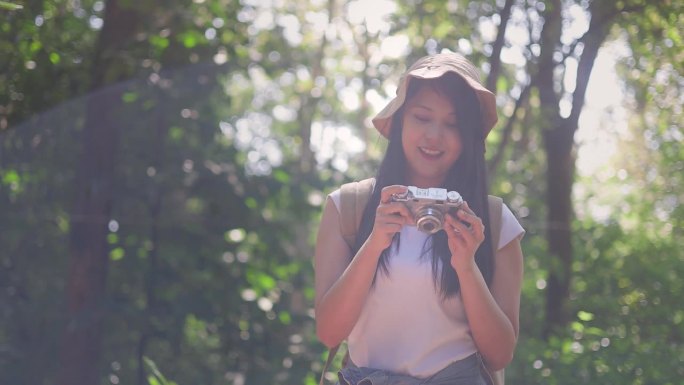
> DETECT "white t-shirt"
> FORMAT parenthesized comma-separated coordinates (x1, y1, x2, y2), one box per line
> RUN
(329, 189, 525, 378)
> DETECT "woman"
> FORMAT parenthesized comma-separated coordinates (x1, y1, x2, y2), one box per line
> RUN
(314, 52, 525, 385)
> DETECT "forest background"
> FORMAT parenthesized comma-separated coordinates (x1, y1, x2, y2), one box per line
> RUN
(1, 0, 682, 384)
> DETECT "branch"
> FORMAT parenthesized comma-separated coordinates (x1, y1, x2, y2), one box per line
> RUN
(559, 4, 645, 63)
(487, 80, 533, 175)
(298, 0, 335, 174)
(566, 2, 619, 130)
(536, 0, 562, 117)
(486, 0, 515, 93)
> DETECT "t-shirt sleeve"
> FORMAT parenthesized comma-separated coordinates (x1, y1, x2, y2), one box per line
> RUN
(498, 203, 525, 250)
(328, 188, 342, 213)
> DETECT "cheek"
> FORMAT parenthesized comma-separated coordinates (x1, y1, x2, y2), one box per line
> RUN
(445, 131, 463, 158)
(401, 121, 419, 147)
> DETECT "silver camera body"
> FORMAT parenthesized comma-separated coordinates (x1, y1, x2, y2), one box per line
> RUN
(391, 186, 464, 234)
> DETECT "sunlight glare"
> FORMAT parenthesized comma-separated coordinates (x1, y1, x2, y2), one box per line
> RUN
(561, 4, 590, 45)
(311, 122, 365, 172)
(346, 0, 396, 35)
(501, 45, 526, 67)
(478, 18, 497, 42)
(276, 14, 302, 45)
(339, 86, 360, 111)
(367, 88, 391, 119)
(563, 57, 578, 93)
(576, 39, 629, 176)
(505, 8, 530, 47)
(457, 39, 472, 55)
(381, 35, 410, 59)
(272, 105, 296, 122)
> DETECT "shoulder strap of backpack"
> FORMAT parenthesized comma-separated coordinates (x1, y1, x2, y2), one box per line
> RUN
(320, 178, 374, 385)
(319, 344, 340, 385)
(484, 194, 505, 385)
(487, 195, 503, 252)
(338, 178, 375, 251)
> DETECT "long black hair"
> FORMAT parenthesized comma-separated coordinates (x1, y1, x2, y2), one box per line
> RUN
(353, 72, 495, 298)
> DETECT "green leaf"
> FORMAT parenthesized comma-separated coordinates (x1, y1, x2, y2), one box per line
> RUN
(49, 52, 60, 64)
(107, 233, 118, 244)
(29, 41, 41, 53)
(433, 21, 452, 38)
(279, 311, 291, 325)
(181, 32, 199, 48)
(2, 169, 19, 184)
(246, 270, 276, 292)
(0, 1, 23, 10)
(245, 197, 258, 209)
(144, 357, 178, 385)
(273, 169, 290, 183)
(109, 247, 125, 261)
(578, 310, 595, 322)
(150, 35, 169, 50)
(122, 92, 138, 103)
(497, 76, 509, 93)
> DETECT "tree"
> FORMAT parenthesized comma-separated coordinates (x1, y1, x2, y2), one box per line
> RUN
(59, 1, 143, 384)
(1, 1, 682, 384)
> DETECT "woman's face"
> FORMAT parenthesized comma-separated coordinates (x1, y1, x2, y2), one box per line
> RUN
(401, 85, 462, 188)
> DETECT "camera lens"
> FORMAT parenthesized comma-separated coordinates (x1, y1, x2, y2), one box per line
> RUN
(421, 221, 436, 233)
(415, 207, 444, 234)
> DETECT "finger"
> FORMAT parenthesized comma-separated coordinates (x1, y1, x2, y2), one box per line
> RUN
(446, 214, 475, 241)
(377, 201, 413, 221)
(380, 185, 408, 204)
(377, 222, 403, 233)
(444, 219, 463, 238)
(451, 214, 485, 245)
(459, 201, 479, 217)
(456, 207, 482, 229)
(377, 213, 409, 227)
(460, 202, 485, 233)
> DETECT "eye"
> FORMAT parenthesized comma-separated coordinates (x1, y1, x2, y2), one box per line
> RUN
(413, 114, 430, 123)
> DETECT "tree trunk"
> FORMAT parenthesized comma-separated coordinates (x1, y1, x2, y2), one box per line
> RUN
(58, 1, 140, 384)
(299, 0, 335, 174)
(486, 0, 514, 93)
(542, 122, 575, 336)
(538, 0, 614, 337)
(535, 0, 565, 337)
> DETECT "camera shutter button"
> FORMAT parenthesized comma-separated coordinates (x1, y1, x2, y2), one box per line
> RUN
(447, 191, 461, 202)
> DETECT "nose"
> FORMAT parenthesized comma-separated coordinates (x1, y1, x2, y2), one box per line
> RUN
(424, 122, 443, 139)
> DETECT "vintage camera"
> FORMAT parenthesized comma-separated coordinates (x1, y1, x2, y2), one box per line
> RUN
(391, 186, 464, 234)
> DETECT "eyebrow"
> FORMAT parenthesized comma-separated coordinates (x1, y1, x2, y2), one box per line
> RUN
(411, 103, 457, 116)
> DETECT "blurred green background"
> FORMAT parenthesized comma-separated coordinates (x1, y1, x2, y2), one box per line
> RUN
(1, 0, 682, 384)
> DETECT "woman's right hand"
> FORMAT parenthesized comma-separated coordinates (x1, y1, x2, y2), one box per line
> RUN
(367, 185, 414, 250)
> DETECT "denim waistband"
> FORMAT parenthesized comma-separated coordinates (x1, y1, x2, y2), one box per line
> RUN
(337, 353, 486, 385)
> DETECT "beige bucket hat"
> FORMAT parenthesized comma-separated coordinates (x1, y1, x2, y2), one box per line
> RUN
(371, 52, 498, 138)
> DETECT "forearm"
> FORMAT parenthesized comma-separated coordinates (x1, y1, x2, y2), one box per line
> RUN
(315, 238, 384, 348)
(457, 265, 517, 370)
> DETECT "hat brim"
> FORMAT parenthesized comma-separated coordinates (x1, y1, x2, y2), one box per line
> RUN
(371, 53, 498, 139)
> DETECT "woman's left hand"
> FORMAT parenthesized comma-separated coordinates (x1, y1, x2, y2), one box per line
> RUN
(443, 202, 486, 272)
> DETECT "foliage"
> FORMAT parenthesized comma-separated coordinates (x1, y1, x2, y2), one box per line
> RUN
(1, 0, 682, 384)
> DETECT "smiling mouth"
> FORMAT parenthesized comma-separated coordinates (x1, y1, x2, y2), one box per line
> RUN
(419, 147, 443, 157)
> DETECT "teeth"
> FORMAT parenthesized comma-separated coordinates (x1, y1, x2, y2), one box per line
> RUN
(420, 147, 442, 156)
